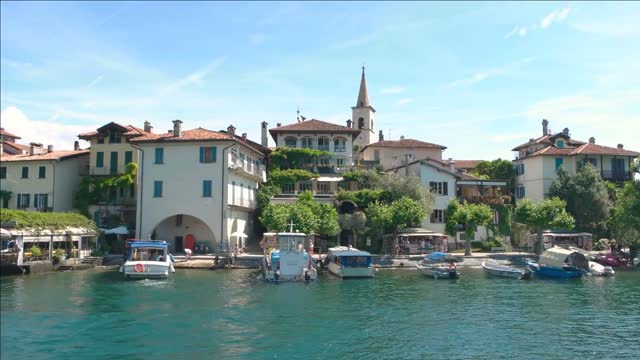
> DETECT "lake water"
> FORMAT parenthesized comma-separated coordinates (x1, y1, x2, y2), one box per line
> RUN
(2, 268, 639, 360)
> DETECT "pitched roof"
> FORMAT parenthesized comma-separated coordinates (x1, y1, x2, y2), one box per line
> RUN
(78, 122, 153, 140)
(0, 149, 89, 162)
(0, 128, 21, 140)
(569, 143, 639, 157)
(528, 146, 574, 157)
(511, 133, 585, 151)
(129, 128, 233, 143)
(2, 141, 30, 152)
(355, 67, 371, 108)
(454, 160, 482, 169)
(269, 119, 361, 139)
(364, 138, 447, 150)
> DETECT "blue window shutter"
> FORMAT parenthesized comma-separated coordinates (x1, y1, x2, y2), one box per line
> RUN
(199, 147, 204, 163)
(212, 147, 217, 162)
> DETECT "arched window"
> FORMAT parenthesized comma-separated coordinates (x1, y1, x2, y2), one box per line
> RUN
(317, 137, 330, 151)
(334, 137, 346, 152)
(284, 137, 297, 148)
(301, 137, 313, 149)
(358, 117, 365, 129)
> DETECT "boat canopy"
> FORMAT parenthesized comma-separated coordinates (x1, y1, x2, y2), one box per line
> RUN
(327, 246, 372, 258)
(129, 241, 169, 249)
(539, 246, 589, 269)
(426, 252, 449, 261)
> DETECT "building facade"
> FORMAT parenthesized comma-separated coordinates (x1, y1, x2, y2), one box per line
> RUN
(1, 128, 32, 155)
(0, 143, 89, 211)
(513, 120, 639, 203)
(361, 133, 447, 171)
(132, 121, 268, 253)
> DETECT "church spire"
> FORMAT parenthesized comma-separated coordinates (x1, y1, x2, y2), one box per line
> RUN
(356, 65, 371, 108)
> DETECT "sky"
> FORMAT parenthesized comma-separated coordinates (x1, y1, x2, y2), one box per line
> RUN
(1, 1, 639, 160)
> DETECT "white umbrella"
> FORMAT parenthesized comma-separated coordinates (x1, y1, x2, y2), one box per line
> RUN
(230, 232, 248, 250)
(0, 228, 12, 240)
(103, 226, 129, 235)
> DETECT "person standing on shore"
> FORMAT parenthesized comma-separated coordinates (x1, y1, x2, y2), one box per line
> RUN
(184, 248, 192, 260)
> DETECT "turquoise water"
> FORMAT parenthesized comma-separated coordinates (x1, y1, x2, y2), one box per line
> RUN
(2, 268, 640, 360)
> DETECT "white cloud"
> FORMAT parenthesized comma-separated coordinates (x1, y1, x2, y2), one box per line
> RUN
(541, 7, 570, 29)
(86, 75, 104, 89)
(504, 26, 528, 39)
(0, 106, 100, 150)
(163, 57, 226, 93)
(447, 58, 534, 88)
(397, 98, 414, 105)
(381, 86, 406, 94)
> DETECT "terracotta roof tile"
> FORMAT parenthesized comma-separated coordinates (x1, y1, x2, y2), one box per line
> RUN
(512, 134, 585, 151)
(528, 147, 574, 157)
(129, 127, 233, 143)
(453, 160, 482, 169)
(0, 149, 89, 162)
(2, 141, 30, 152)
(0, 128, 21, 139)
(569, 143, 639, 156)
(78, 122, 153, 140)
(269, 119, 361, 135)
(365, 138, 446, 150)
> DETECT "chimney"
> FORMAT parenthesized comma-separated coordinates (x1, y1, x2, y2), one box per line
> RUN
(29, 142, 41, 156)
(379, 130, 384, 142)
(47, 145, 53, 153)
(562, 127, 569, 137)
(261, 121, 268, 147)
(276, 123, 282, 127)
(144, 121, 152, 133)
(346, 119, 352, 128)
(172, 120, 183, 137)
(400, 135, 405, 140)
(448, 158, 455, 171)
(227, 124, 236, 137)
(529, 138, 535, 143)
(542, 119, 549, 136)
(241, 133, 247, 142)
(589, 137, 595, 144)
(74, 141, 80, 151)
(617, 144, 624, 149)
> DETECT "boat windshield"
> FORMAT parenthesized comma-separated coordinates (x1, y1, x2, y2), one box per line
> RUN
(339, 256, 371, 267)
(277, 234, 308, 252)
(127, 247, 167, 261)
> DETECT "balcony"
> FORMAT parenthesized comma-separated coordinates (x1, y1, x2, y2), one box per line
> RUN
(228, 154, 266, 182)
(357, 159, 381, 170)
(459, 194, 511, 205)
(601, 170, 633, 181)
(90, 165, 127, 176)
(229, 198, 256, 209)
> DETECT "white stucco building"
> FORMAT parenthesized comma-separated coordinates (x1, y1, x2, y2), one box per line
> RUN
(0, 143, 89, 211)
(361, 133, 447, 171)
(513, 120, 639, 203)
(131, 120, 269, 253)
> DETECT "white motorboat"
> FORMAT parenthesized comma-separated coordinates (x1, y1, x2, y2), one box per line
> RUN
(417, 252, 460, 279)
(325, 246, 374, 278)
(482, 261, 531, 280)
(588, 261, 615, 276)
(263, 232, 317, 282)
(119, 241, 175, 279)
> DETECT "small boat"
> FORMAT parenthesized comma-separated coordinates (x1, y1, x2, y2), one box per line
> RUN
(416, 252, 460, 279)
(527, 246, 589, 279)
(262, 232, 317, 282)
(482, 261, 531, 280)
(588, 261, 615, 276)
(325, 246, 374, 278)
(120, 240, 175, 279)
(596, 252, 629, 268)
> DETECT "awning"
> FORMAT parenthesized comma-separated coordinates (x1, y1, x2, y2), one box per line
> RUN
(540, 246, 589, 269)
(103, 226, 129, 235)
(1, 228, 12, 240)
(315, 177, 344, 182)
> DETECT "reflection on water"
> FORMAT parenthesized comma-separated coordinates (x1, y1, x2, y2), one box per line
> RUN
(1, 268, 640, 359)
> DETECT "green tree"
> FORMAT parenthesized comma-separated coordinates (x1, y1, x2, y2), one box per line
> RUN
(548, 164, 611, 233)
(338, 211, 367, 245)
(379, 174, 434, 214)
(389, 196, 427, 232)
(609, 181, 640, 258)
(471, 159, 515, 198)
(365, 201, 393, 240)
(258, 191, 339, 237)
(445, 200, 493, 256)
(514, 197, 575, 255)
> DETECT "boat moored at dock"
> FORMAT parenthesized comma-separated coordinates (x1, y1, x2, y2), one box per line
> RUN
(119, 241, 175, 279)
(482, 261, 531, 279)
(527, 246, 589, 279)
(262, 232, 317, 282)
(325, 246, 374, 278)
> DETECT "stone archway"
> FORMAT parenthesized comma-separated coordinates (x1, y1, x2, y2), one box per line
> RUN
(151, 214, 216, 254)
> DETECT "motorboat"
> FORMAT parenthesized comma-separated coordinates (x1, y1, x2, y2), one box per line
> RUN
(527, 246, 589, 279)
(596, 252, 629, 268)
(325, 246, 374, 278)
(482, 261, 531, 280)
(119, 241, 175, 279)
(416, 252, 460, 279)
(262, 232, 317, 282)
(588, 261, 615, 276)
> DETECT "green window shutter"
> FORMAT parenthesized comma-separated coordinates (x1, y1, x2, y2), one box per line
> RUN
(199, 147, 205, 163)
(212, 147, 217, 162)
(125, 151, 133, 165)
(39, 166, 46, 178)
(96, 152, 104, 168)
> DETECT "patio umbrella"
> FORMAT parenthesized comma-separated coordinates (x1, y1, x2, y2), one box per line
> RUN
(0, 228, 12, 240)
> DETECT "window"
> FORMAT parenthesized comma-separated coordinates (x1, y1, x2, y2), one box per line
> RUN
(430, 210, 445, 224)
(556, 140, 564, 148)
(34, 194, 48, 209)
(21, 166, 29, 179)
(555, 158, 564, 170)
(583, 158, 597, 167)
(125, 151, 133, 165)
(429, 182, 448, 196)
(176, 215, 183, 226)
(17, 193, 30, 209)
(154, 148, 164, 164)
(0, 167, 6, 179)
(153, 181, 163, 198)
(284, 137, 297, 148)
(301, 138, 313, 149)
(334, 138, 346, 152)
(336, 158, 345, 167)
(282, 183, 295, 194)
(96, 152, 104, 168)
(492, 210, 499, 225)
(516, 185, 526, 199)
(515, 163, 525, 175)
(231, 181, 236, 204)
(358, 117, 365, 129)
(299, 181, 312, 192)
(317, 137, 329, 151)
(97, 138, 104, 144)
(240, 184, 244, 204)
(38, 166, 46, 178)
(110, 152, 118, 175)
(199, 146, 217, 163)
(373, 150, 380, 161)
(109, 132, 122, 144)
(319, 158, 330, 166)
(202, 180, 212, 197)
(318, 182, 330, 194)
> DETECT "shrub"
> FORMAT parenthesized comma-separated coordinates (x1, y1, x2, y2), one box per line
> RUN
(52, 248, 66, 264)
(29, 245, 42, 257)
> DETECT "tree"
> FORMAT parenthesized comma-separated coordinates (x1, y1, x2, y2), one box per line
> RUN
(548, 164, 611, 233)
(338, 211, 367, 246)
(471, 159, 516, 198)
(514, 197, 575, 255)
(379, 174, 434, 214)
(365, 201, 393, 240)
(445, 200, 493, 256)
(609, 180, 640, 258)
(389, 196, 427, 232)
(258, 191, 339, 237)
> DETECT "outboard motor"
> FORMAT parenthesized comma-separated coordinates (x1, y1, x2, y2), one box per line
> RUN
(274, 270, 280, 281)
(521, 269, 532, 280)
(304, 270, 310, 281)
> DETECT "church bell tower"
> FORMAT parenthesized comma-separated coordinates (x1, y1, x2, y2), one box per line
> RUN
(352, 66, 375, 147)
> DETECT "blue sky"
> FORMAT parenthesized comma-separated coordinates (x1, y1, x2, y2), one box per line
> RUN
(1, 1, 639, 159)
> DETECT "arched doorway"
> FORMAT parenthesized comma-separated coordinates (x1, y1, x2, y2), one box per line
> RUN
(151, 214, 216, 254)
